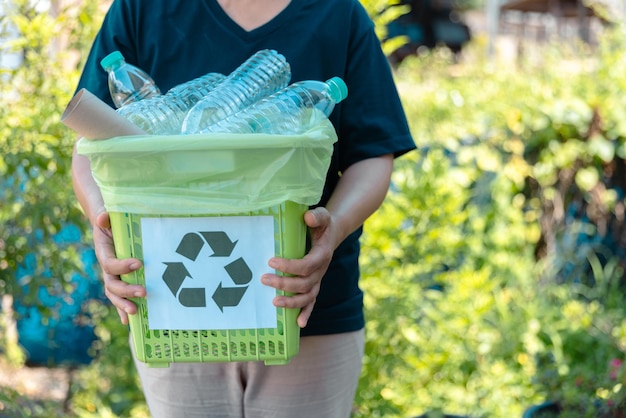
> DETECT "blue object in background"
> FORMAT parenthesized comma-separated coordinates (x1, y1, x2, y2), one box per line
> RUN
(522, 401, 560, 417)
(11, 223, 105, 367)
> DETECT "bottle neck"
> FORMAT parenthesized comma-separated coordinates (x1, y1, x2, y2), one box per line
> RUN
(104, 61, 124, 72)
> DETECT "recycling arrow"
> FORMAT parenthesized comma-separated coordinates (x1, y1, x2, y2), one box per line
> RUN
(212, 283, 248, 312)
(179, 288, 207, 307)
(162, 262, 191, 296)
(224, 257, 252, 285)
(176, 232, 205, 261)
(201, 231, 237, 257)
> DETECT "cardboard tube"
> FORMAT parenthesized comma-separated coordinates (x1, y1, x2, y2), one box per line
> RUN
(61, 88, 147, 140)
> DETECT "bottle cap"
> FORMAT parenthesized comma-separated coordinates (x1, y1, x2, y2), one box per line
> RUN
(326, 77, 348, 103)
(100, 51, 125, 70)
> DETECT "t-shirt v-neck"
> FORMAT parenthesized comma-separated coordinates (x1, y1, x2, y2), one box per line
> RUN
(205, 0, 298, 40)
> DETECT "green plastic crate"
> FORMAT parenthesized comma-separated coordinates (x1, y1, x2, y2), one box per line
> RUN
(110, 201, 306, 367)
(76, 128, 336, 367)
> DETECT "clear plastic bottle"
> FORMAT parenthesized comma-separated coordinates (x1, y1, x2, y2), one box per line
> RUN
(166, 72, 226, 108)
(116, 72, 226, 134)
(181, 49, 291, 134)
(100, 51, 161, 108)
(199, 77, 348, 135)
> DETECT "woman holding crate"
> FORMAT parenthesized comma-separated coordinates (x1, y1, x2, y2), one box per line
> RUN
(72, 0, 415, 416)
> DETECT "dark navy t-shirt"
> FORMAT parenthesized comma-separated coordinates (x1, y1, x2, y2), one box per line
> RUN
(76, 0, 416, 336)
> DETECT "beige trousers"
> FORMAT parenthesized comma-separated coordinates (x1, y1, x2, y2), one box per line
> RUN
(133, 329, 365, 418)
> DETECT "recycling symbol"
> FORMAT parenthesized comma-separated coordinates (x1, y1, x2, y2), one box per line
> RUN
(161, 231, 252, 311)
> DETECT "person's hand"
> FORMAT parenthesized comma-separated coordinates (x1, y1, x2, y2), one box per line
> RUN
(261, 207, 336, 328)
(93, 212, 145, 324)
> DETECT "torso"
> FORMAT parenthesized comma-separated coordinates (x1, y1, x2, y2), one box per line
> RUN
(76, 0, 416, 336)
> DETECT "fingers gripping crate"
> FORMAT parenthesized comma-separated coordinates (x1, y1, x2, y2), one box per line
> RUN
(110, 201, 306, 367)
(77, 123, 337, 367)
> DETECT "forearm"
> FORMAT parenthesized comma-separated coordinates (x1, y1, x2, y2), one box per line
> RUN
(73, 141, 145, 323)
(72, 142, 105, 227)
(325, 153, 394, 250)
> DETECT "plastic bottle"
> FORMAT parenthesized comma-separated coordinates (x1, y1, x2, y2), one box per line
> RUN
(166, 72, 227, 109)
(100, 51, 161, 108)
(181, 49, 291, 134)
(199, 77, 348, 135)
(116, 72, 226, 134)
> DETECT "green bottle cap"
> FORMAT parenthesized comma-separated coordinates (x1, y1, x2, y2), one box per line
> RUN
(100, 51, 125, 70)
(326, 77, 348, 103)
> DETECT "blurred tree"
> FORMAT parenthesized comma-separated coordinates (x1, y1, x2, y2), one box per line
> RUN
(0, 0, 108, 358)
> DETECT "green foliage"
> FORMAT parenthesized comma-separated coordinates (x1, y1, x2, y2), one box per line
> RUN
(0, 0, 92, 304)
(1, 1, 147, 416)
(356, 29, 626, 417)
(0, 385, 66, 417)
(359, 0, 411, 55)
(68, 304, 149, 418)
(357, 143, 543, 417)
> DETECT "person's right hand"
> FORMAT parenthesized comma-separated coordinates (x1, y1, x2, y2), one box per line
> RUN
(93, 212, 145, 325)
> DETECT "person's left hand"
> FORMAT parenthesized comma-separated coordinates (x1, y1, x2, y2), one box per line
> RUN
(261, 206, 336, 328)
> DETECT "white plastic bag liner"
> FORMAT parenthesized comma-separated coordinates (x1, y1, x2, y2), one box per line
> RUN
(77, 118, 337, 215)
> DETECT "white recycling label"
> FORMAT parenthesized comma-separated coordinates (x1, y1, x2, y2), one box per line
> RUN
(141, 215, 277, 330)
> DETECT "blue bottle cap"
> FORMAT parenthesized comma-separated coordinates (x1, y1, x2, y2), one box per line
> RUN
(326, 77, 348, 103)
(100, 51, 125, 70)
